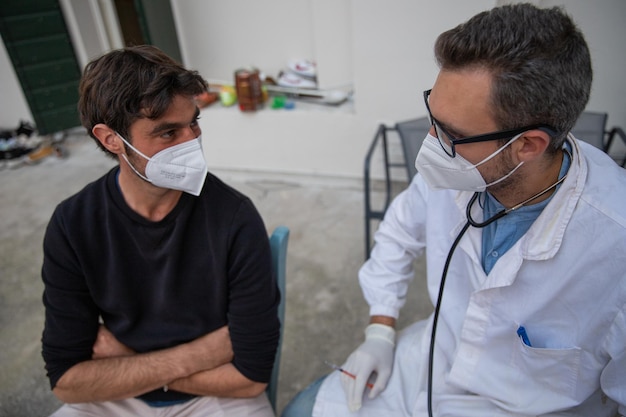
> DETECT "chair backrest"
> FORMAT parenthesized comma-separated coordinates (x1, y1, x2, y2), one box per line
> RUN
(266, 225, 290, 411)
(395, 117, 431, 180)
(363, 117, 430, 258)
(571, 111, 608, 151)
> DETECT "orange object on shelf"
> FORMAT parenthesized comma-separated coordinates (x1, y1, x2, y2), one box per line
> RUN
(195, 91, 219, 108)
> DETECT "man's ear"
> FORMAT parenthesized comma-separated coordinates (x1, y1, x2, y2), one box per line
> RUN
(513, 129, 551, 163)
(93, 124, 124, 155)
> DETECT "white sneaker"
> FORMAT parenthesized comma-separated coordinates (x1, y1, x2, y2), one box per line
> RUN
(287, 59, 317, 79)
(277, 71, 317, 89)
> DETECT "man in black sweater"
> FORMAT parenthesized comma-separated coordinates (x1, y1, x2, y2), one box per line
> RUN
(41, 45, 280, 416)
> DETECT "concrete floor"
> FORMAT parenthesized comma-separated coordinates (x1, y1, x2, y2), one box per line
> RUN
(0, 132, 430, 417)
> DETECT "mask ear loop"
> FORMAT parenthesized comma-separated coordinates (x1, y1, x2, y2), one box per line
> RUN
(120, 153, 151, 183)
(467, 148, 571, 228)
(482, 161, 524, 189)
(115, 132, 151, 161)
(116, 132, 152, 183)
(471, 132, 524, 169)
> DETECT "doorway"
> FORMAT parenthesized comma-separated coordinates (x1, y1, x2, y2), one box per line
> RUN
(114, 0, 182, 63)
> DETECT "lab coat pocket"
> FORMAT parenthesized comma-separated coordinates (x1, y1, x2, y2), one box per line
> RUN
(512, 335, 582, 400)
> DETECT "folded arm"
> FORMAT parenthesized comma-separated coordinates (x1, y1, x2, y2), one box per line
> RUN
(53, 325, 233, 403)
(168, 363, 267, 398)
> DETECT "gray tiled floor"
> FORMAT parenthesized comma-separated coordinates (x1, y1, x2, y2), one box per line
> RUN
(0, 133, 429, 416)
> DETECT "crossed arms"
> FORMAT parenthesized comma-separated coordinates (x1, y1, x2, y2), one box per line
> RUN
(53, 325, 266, 404)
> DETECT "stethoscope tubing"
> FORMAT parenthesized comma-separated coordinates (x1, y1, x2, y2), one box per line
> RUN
(426, 148, 570, 416)
(427, 219, 470, 417)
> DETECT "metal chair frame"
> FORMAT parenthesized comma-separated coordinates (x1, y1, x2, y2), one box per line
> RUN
(363, 118, 430, 259)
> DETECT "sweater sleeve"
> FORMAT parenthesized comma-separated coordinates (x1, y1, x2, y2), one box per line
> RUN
(41, 207, 100, 389)
(226, 198, 280, 383)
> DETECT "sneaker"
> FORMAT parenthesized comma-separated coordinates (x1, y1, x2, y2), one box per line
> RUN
(277, 71, 317, 89)
(287, 59, 317, 79)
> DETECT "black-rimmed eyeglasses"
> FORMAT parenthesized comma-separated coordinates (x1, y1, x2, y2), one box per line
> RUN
(423, 89, 559, 157)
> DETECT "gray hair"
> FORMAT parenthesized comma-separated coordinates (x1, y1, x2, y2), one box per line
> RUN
(434, 3, 592, 153)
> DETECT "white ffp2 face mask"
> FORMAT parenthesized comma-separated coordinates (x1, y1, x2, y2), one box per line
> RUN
(414, 133, 524, 192)
(118, 134, 208, 196)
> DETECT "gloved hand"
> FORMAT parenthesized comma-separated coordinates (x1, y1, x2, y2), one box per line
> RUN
(340, 323, 396, 412)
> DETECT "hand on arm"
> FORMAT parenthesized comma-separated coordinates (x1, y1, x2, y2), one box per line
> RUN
(92, 324, 135, 359)
(340, 316, 396, 412)
(53, 325, 233, 403)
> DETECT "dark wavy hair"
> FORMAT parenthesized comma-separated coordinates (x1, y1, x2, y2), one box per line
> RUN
(78, 45, 207, 158)
(434, 3, 592, 153)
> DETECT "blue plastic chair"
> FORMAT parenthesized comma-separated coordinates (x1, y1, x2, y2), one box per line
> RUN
(267, 226, 290, 412)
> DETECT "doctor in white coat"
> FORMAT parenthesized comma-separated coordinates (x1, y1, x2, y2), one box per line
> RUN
(282, 3, 626, 417)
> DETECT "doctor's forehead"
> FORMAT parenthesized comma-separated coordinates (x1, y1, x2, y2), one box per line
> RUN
(430, 70, 498, 134)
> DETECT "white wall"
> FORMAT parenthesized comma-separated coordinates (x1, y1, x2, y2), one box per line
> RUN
(59, 0, 122, 69)
(2, 0, 622, 167)
(538, 0, 626, 157)
(172, 0, 494, 180)
(172, 0, 625, 181)
(0, 40, 32, 129)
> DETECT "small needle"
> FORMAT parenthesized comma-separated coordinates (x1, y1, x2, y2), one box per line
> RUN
(323, 360, 374, 389)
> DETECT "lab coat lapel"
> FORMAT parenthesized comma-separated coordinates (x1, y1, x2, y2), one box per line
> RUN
(520, 136, 586, 261)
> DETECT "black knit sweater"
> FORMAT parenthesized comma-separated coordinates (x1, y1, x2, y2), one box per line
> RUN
(41, 167, 279, 403)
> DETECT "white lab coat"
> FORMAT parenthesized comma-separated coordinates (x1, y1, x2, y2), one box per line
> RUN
(313, 138, 626, 417)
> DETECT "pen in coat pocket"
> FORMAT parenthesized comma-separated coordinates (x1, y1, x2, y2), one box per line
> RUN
(517, 326, 532, 347)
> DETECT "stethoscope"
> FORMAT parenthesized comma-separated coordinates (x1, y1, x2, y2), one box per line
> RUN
(426, 149, 570, 417)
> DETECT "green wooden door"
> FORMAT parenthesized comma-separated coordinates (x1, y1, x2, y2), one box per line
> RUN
(0, 0, 81, 135)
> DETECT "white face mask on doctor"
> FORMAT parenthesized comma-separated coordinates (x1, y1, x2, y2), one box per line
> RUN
(414, 132, 524, 192)
(117, 133, 208, 196)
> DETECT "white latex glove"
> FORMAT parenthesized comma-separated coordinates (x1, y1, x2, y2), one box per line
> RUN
(340, 323, 396, 412)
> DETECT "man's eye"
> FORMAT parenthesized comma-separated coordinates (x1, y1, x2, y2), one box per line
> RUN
(436, 124, 456, 142)
(444, 128, 464, 141)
